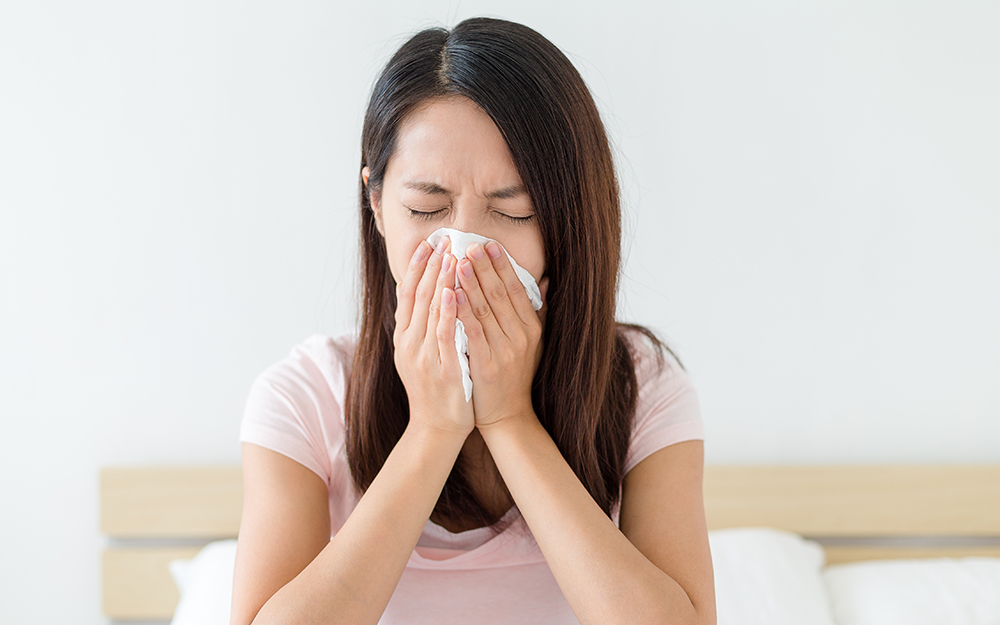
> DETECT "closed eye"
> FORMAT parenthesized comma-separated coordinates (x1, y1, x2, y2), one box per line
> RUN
(406, 206, 448, 221)
(494, 211, 534, 225)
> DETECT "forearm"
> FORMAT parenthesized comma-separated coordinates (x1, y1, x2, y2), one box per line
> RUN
(252, 424, 466, 625)
(479, 417, 702, 625)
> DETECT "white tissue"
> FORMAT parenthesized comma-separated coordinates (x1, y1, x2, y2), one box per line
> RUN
(425, 228, 543, 401)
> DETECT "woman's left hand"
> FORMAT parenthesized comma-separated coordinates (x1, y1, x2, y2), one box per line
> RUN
(455, 241, 548, 428)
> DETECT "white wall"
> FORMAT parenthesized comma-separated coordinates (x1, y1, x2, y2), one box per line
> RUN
(1, 1, 997, 622)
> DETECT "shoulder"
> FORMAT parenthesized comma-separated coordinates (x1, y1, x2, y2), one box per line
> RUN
(618, 326, 704, 476)
(619, 326, 692, 405)
(249, 333, 357, 407)
(268, 333, 357, 388)
(240, 333, 358, 484)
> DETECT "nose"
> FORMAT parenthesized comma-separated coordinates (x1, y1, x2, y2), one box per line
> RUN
(449, 205, 474, 232)
(448, 205, 490, 250)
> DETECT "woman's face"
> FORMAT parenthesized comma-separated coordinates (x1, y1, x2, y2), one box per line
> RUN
(364, 96, 545, 286)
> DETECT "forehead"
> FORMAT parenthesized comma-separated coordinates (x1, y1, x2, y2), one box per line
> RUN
(387, 97, 521, 187)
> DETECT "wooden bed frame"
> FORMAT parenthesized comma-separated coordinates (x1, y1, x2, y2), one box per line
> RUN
(100, 464, 1000, 620)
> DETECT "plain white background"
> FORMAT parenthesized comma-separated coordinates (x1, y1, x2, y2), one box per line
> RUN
(1, 1, 997, 622)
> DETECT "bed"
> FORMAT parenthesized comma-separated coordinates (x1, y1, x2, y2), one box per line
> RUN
(100, 464, 1000, 624)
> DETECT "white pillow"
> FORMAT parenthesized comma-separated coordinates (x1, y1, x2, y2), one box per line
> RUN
(709, 527, 836, 625)
(824, 557, 1000, 625)
(171, 529, 838, 625)
(169, 539, 237, 625)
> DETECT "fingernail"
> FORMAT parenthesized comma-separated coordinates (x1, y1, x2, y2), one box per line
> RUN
(442, 288, 454, 305)
(456, 289, 467, 305)
(435, 237, 448, 255)
(469, 243, 484, 260)
(486, 242, 502, 259)
(460, 259, 473, 277)
(414, 241, 431, 261)
(442, 255, 453, 272)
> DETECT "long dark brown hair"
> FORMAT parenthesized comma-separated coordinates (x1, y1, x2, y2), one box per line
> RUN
(346, 17, 666, 527)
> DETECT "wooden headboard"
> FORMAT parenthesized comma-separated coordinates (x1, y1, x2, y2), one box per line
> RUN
(100, 464, 1000, 620)
(101, 467, 243, 620)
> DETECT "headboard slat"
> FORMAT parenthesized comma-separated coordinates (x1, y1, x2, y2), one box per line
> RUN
(101, 466, 243, 538)
(103, 547, 201, 619)
(704, 465, 1000, 536)
(823, 545, 1000, 565)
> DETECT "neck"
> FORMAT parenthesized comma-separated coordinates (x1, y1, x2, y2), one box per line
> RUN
(431, 429, 512, 532)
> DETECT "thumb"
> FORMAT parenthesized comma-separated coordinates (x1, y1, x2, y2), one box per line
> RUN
(536, 277, 550, 327)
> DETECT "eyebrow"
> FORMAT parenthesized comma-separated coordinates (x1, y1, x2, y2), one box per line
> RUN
(402, 180, 527, 200)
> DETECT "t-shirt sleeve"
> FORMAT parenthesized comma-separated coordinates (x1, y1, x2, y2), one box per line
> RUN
(239, 335, 348, 486)
(623, 337, 705, 475)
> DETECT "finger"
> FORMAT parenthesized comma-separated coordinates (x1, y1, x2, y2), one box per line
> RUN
(463, 242, 520, 334)
(455, 287, 490, 363)
(484, 240, 538, 326)
(537, 276, 550, 325)
(456, 254, 505, 345)
(436, 286, 459, 369)
(426, 251, 456, 345)
(395, 241, 432, 332)
(408, 237, 447, 335)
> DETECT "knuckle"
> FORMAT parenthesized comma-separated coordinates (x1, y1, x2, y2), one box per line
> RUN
(465, 322, 483, 341)
(473, 302, 492, 319)
(409, 251, 427, 270)
(414, 283, 433, 301)
(490, 283, 508, 301)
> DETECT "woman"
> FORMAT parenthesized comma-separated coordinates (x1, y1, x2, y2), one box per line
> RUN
(232, 17, 715, 625)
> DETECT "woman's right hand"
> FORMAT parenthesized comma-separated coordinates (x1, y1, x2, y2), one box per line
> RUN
(393, 237, 475, 437)
(239, 238, 476, 625)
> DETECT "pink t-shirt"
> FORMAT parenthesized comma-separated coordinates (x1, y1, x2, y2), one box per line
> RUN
(240, 332, 703, 624)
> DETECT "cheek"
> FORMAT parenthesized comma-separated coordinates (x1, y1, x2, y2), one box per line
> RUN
(386, 240, 412, 284)
(500, 233, 545, 283)
(522, 256, 545, 284)
(384, 229, 429, 284)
